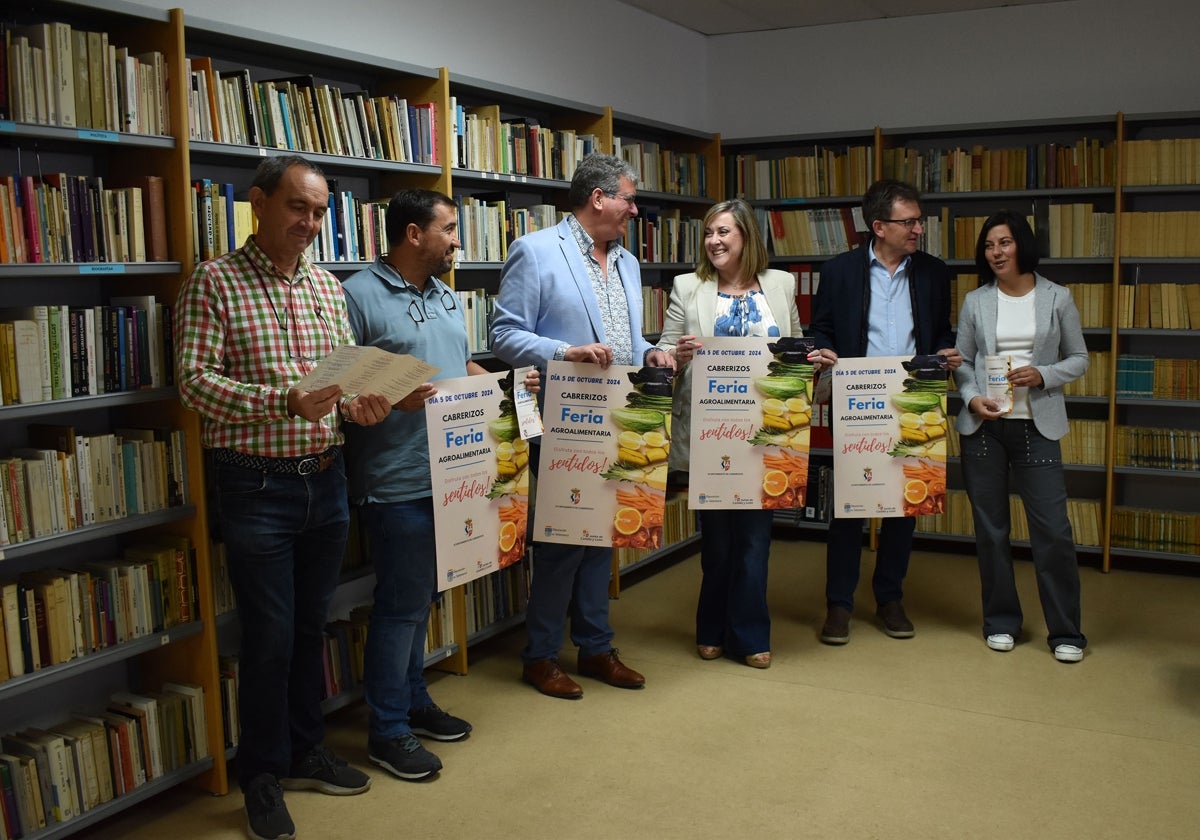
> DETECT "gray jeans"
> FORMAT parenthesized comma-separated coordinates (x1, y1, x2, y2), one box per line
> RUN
(960, 419, 1086, 649)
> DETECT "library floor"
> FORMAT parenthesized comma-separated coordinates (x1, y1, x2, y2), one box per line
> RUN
(79, 537, 1200, 840)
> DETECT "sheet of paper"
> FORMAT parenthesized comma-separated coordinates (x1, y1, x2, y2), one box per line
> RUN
(295, 345, 439, 405)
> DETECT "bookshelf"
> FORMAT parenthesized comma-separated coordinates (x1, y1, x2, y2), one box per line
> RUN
(726, 114, 1200, 570)
(0, 3, 226, 835)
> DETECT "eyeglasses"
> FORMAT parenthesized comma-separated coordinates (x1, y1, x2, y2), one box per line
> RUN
(408, 288, 459, 326)
(880, 217, 925, 230)
(604, 191, 638, 207)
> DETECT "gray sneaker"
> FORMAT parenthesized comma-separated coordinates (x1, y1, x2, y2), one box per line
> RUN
(245, 773, 295, 840)
(280, 745, 371, 795)
(369, 732, 443, 780)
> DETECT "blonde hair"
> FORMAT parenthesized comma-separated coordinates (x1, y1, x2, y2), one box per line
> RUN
(695, 198, 768, 283)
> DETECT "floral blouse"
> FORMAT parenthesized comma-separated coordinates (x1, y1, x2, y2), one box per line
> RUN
(713, 289, 781, 338)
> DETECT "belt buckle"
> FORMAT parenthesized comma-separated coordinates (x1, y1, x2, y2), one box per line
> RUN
(296, 456, 321, 475)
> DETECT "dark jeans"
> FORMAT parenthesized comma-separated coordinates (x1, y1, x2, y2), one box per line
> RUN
(522, 541, 615, 662)
(696, 508, 773, 656)
(826, 516, 915, 611)
(361, 498, 437, 741)
(960, 419, 1086, 649)
(213, 451, 349, 788)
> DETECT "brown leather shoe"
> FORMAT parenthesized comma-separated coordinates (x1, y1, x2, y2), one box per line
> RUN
(577, 649, 645, 689)
(522, 659, 583, 699)
(876, 600, 915, 639)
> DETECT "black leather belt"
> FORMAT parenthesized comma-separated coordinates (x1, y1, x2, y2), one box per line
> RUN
(211, 447, 339, 476)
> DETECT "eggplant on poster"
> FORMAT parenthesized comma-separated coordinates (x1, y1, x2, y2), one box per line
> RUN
(830, 354, 949, 519)
(688, 336, 816, 510)
(533, 360, 672, 550)
(426, 370, 532, 590)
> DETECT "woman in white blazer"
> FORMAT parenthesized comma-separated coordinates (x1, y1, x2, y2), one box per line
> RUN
(657, 199, 802, 669)
(954, 210, 1089, 663)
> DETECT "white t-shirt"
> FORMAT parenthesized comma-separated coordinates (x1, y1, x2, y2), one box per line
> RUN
(995, 287, 1036, 419)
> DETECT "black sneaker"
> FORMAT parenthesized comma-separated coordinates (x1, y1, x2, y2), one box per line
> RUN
(280, 745, 371, 795)
(410, 703, 473, 742)
(368, 732, 443, 780)
(245, 773, 295, 840)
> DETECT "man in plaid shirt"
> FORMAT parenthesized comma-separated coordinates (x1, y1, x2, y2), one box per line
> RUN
(176, 155, 390, 840)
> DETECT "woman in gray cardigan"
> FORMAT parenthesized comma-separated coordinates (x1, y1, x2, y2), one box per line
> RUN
(954, 210, 1089, 663)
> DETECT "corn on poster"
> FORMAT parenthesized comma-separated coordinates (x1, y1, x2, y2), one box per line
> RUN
(688, 336, 816, 510)
(533, 361, 671, 550)
(426, 370, 532, 590)
(830, 355, 949, 519)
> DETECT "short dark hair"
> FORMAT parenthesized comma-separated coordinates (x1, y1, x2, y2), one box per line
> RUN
(567, 153, 638, 209)
(385, 188, 456, 247)
(251, 154, 325, 194)
(975, 210, 1040, 277)
(695, 199, 768, 282)
(863, 178, 921, 235)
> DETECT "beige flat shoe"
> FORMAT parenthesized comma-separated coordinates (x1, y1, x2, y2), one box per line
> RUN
(697, 645, 723, 660)
(745, 652, 771, 669)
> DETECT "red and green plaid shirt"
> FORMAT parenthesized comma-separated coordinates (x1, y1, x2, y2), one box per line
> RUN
(176, 236, 355, 457)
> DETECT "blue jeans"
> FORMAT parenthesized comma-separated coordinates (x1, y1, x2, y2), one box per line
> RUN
(523, 541, 614, 663)
(826, 516, 915, 611)
(212, 451, 349, 789)
(696, 509, 773, 656)
(361, 499, 437, 741)
(960, 419, 1086, 649)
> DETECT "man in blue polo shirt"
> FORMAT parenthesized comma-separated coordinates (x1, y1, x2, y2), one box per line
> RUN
(342, 189, 482, 781)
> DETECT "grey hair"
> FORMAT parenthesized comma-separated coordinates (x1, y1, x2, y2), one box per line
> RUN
(568, 153, 638, 208)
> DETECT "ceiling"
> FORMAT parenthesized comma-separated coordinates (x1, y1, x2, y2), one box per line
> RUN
(615, 0, 1069, 35)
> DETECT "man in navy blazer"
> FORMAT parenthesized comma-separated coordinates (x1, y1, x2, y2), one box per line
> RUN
(808, 179, 961, 646)
(491, 153, 671, 699)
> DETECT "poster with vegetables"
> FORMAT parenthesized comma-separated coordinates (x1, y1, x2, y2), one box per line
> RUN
(689, 336, 816, 510)
(533, 360, 671, 550)
(425, 370, 532, 591)
(830, 354, 949, 518)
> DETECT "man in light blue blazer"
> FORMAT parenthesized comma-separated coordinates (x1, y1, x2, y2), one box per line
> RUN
(491, 153, 671, 699)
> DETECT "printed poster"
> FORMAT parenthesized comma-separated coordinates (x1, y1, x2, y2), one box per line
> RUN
(689, 336, 816, 510)
(426, 370, 533, 590)
(533, 360, 672, 550)
(830, 355, 950, 518)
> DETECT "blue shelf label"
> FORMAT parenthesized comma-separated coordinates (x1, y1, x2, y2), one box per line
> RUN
(78, 129, 119, 142)
(0, 121, 15, 133)
(80, 264, 127, 274)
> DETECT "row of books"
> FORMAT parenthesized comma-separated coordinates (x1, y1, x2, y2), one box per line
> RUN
(454, 289, 495, 355)
(1064, 282, 1114, 329)
(641, 286, 665, 335)
(1115, 427, 1200, 471)
(786, 263, 824, 326)
(1, 537, 198, 679)
(0, 425, 190, 547)
(1062, 350, 1111, 397)
(772, 456, 835, 526)
(1122, 138, 1200, 186)
(914, 489, 1103, 546)
(456, 196, 513, 263)
(449, 102, 602, 181)
(1111, 507, 1199, 556)
(727, 145, 876, 200)
(1117, 282, 1200, 330)
(1046, 204, 1116, 258)
(0, 685, 208, 837)
(0, 173, 168, 265)
(623, 208, 704, 265)
(2, 21, 169, 135)
(1119, 212, 1200, 257)
(614, 493, 697, 571)
(615, 138, 710, 198)
(0, 298, 174, 406)
(187, 58, 438, 163)
(880, 139, 1116, 193)
(759, 206, 866, 257)
(1115, 355, 1200, 400)
(1059, 419, 1108, 467)
(218, 655, 239, 751)
(463, 556, 530, 639)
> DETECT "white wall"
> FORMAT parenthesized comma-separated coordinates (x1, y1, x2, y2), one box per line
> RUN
(130, 0, 1199, 139)
(709, 0, 1200, 139)
(130, 0, 712, 130)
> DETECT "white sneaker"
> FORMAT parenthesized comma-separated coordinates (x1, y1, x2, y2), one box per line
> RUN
(1054, 644, 1084, 663)
(986, 633, 1014, 652)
